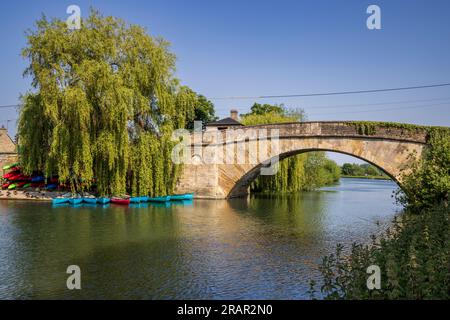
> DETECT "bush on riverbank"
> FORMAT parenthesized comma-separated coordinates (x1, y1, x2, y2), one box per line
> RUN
(311, 203, 450, 300)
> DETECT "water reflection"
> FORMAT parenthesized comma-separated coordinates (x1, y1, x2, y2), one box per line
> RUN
(0, 179, 399, 299)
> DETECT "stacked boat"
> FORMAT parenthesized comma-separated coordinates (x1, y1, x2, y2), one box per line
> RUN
(2, 163, 60, 191)
(52, 193, 194, 206)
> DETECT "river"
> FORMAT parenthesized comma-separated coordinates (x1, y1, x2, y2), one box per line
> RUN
(0, 178, 400, 299)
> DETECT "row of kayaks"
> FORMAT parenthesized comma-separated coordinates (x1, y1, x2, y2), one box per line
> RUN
(52, 193, 194, 205)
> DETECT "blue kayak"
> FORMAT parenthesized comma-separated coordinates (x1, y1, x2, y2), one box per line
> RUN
(148, 196, 171, 202)
(83, 198, 97, 204)
(46, 184, 58, 190)
(130, 197, 141, 203)
(97, 198, 110, 204)
(31, 176, 44, 183)
(140, 196, 149, 202)
(69, 198, 83, 205)
(52, 197, 69, 205)
(170, 193, 194, 201)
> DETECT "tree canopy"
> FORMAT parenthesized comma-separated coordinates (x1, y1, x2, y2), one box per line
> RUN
(18, 10, 202, 196)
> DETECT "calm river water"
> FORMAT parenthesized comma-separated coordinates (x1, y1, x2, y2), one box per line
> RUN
(0, 178, 400, 299)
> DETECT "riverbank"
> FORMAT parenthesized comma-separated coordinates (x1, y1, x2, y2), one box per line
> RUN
(0, 190, 61, 201)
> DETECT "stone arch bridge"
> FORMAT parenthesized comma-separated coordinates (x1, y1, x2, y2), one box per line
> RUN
(174, 121, 429, 199)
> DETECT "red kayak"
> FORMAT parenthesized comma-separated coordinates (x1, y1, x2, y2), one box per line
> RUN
(15, 181, 28, 188)
(111, 197, 130, 205)
(8, 174, 22, 181)
(2, 182, 10, 189)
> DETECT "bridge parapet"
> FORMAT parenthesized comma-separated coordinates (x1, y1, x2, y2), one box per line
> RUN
(190, 122, 428, 145)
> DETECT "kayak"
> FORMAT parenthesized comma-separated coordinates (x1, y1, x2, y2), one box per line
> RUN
(31, 176, 44, 183)
(130, 197, 141, 203)
(3, 172, 19, 179)
(83, 197, 97, 204)
(31, 183, 45, 188)
(2, 163, 19, 170)
(170, 193, 194, 201)
(8, 174, 22, 181)
(23, 183, 31, 188)
(2, 183, 10, 189)
(148, 196, 171, 202)
(8, 184, 16, 190)
(16, 181, 28, 188)
(97, 198, 110, 204)
(111, 197, 130, 205)
(52, 197, 69, 205)
(69, 198, 83, 205)
(46, 184, 58, 190)
(140, 196, 149, 202)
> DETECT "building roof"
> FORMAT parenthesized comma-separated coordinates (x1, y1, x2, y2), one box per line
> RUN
(0, 128, 17, 153)
(206, 117, 243, 127)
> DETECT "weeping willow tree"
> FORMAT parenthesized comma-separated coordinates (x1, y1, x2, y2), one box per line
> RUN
(18, 10, 199, 196)
(241, 103, 340, 193)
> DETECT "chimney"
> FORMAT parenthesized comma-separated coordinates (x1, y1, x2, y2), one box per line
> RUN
(230, 109, 238, 121)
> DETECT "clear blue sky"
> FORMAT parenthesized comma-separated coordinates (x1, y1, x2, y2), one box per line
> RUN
(0, 0, 449, 164)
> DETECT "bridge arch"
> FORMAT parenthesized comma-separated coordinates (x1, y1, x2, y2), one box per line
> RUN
(174, 122, 428, 199)
(228, 147, 401, 199)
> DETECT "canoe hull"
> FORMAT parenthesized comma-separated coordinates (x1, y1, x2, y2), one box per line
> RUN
(170, 193, 194, 201)
(69, 198, 83, 205)
(111, 198, 130, 205)
(52, 198, 69, 205)
(83, 198, 97, 204)
(129, 197, 141, 203)
(148, 196, 171, 202)
(97, 198, 110, 204)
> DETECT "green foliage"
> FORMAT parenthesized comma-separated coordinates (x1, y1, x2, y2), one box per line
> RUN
(341, 163, 389, 179)
(241, 103, 306, 123)
(242, 103, 285, 116)
(303, 153, 341, 190)
(18, 10, 199, 196)
(397, 129, 450, 210)
(310, 204, 450, 300)
(185, 90, 217, 129)
(346, 121, 450, 140)
(241, 104, 339, 193)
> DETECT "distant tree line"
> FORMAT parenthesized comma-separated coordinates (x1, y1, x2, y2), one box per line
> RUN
(341, 163, 389, 179)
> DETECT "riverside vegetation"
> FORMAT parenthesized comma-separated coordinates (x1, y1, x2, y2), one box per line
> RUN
(311, 128, 450, 299)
